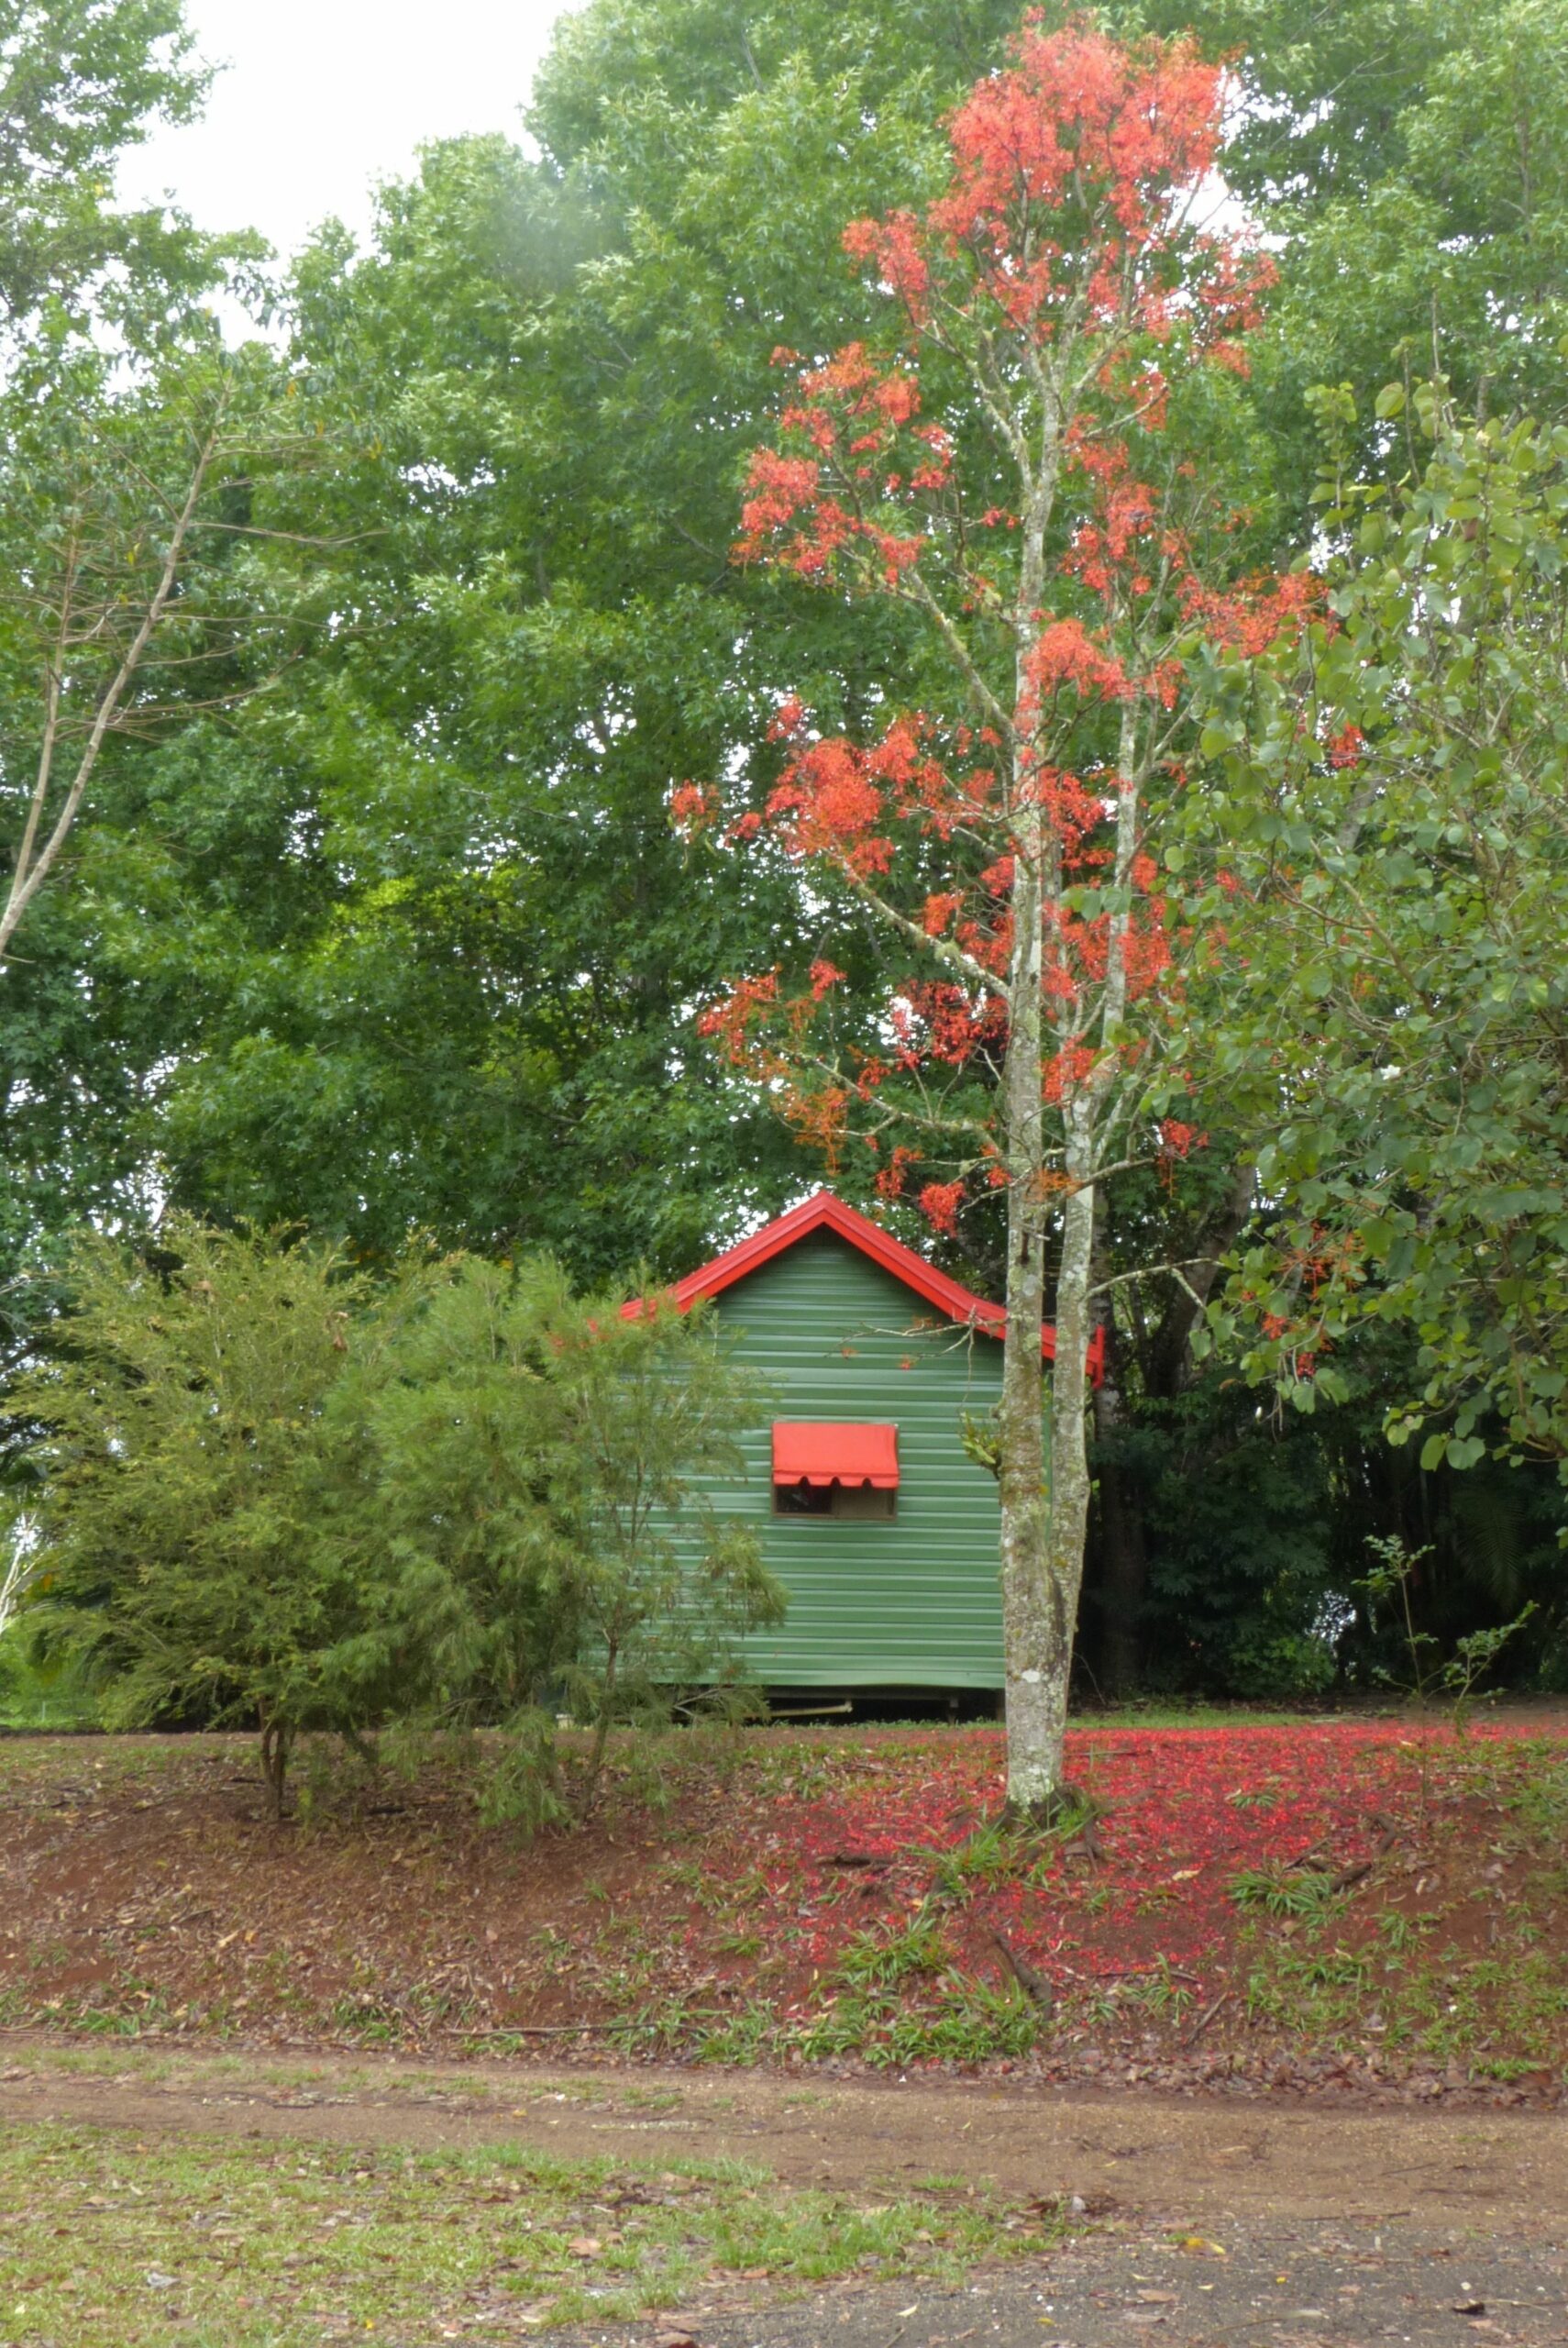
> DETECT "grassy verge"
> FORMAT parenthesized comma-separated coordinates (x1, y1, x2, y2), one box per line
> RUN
(0, 2124, 1065, 2347)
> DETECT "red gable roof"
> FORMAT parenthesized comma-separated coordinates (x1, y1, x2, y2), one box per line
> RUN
(657, 1190, 1103, 1383)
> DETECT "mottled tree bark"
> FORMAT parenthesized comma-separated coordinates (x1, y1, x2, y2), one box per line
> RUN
(998, 849, 1055, 1807)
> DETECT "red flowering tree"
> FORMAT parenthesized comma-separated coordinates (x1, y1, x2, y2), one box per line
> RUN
(682, 16, 1303, 1811)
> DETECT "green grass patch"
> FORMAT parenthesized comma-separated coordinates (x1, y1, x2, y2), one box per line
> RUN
(0, 2122, 1065, 2345)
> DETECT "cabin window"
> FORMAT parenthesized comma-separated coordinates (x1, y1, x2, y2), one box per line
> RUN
(775, 1479, 896, 1520)
(771, 1422, 898, 1520)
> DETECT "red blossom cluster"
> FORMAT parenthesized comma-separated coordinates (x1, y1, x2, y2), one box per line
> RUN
(891, 981, 1010, 1069)
(923, 18, 1265, 346)
(688, 16, 1315, 1240)
(1157, 1116, 1205, 1158)
(696, 969, 779, 1065)
(917, 1178, 966, 1235)
(669, 781, 721, 836)
(1022, 618, 1129, 703)
(735, 344, 942, 585)
(1179, 568, 1320, 657)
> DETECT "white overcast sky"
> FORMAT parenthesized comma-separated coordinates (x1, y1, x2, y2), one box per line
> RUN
(117, 0, 580, 260)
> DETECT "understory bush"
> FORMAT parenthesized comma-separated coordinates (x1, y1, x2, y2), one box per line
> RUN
(2, 1219, 776, 1820)
(1084, 1333, 1568, 1701)
(0, 1630, 97, 1729)
(328, 1253, 781, 1821)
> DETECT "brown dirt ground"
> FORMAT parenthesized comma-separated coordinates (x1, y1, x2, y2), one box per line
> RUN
(2, 1724, 1564, 2104)
(3, 2040, 1566, 2345)
(6, 1725, 1566, 2346)
(0, 2037, 1562, 2229)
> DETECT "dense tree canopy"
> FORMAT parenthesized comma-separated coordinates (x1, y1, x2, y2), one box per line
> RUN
(0, 0, 218, 338)
(1194, 396, 1568, 1477)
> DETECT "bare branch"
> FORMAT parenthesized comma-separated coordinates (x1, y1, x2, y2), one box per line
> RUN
(1, 400, 227, 960)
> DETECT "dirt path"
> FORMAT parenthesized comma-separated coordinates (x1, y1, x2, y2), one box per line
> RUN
(1, 2036, 1563, 2230)
(4, 2040, 1565, 2342)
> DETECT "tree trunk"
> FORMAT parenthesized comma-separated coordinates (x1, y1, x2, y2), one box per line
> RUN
(997, 1136, 1096, 1813)
(997, 773, 1059, 1810)
(259, 1714, 293, 1822)
(998, 1167, 1056, 1810)
(580, 1638, 619, 1818)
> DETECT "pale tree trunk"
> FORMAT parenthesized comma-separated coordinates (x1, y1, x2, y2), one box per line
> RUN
(997, 681, 1143, 1805)
(0, 1533, 39, 1645)
(997, 382, 1072, 1811)
(1040, 1103, 1099, 1779)
(997, 841, 1055, 1808)
(997, 1106, 1098, 1812)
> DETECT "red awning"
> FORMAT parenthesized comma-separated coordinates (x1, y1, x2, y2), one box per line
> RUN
(772, 1422, 899, 1490)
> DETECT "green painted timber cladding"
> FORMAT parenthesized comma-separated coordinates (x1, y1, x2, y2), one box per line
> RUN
(689, 1227, 1033, 1689)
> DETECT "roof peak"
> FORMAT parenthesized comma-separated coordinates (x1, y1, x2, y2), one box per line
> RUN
(666, 1188, 1101, 1379)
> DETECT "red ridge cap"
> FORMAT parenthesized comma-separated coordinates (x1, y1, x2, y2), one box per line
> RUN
(632, 1190, 1104, 1383)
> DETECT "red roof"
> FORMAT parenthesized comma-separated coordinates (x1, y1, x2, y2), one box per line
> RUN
(652, 1190, 1103, 1382)
(773, 1421, 900, 1489)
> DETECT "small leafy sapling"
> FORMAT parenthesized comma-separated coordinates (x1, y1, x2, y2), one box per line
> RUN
(1359, 1534, 1536, 1738)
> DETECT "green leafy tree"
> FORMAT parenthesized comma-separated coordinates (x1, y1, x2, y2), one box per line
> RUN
(0, 316, 363, 1456)
(83, 0, 1034, 1282)
(5, 1217, 401, 1814)
(1132, 0, 1568, 518)
(1190, 389, 1568, 1486)
(0, 0, 218, 342)
(0, 0, 304, 1396)
(0, 331, 337, 962)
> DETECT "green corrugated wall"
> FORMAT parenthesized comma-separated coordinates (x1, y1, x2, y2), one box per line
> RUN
(688, 1227, 1033, 1689)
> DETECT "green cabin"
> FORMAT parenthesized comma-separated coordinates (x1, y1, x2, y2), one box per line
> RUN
(668, 1191, 1076, 1694)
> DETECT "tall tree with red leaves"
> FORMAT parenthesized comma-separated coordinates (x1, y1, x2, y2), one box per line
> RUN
(683, 14, 1301, 1809)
